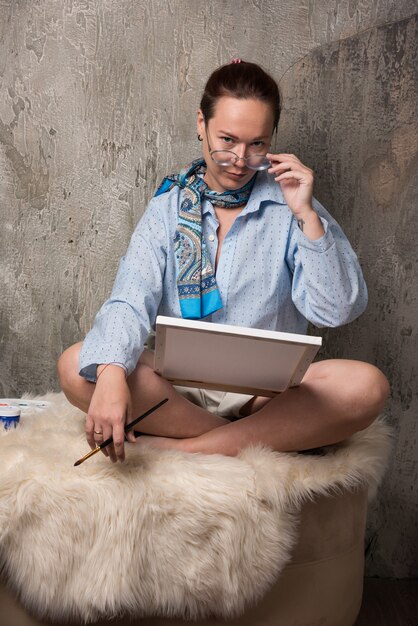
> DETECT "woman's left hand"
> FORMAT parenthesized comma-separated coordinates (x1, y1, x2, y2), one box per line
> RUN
(266, 153, 314, 219)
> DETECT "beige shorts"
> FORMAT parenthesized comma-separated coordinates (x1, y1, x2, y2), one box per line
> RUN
(173, 386, 254, 419)
(145, 338, 254, 418)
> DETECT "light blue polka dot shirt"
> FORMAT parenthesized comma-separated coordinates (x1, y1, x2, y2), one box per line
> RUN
(79, 170, 368, 381)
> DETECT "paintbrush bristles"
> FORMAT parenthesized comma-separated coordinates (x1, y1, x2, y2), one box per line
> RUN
(74, 445, 101, 467)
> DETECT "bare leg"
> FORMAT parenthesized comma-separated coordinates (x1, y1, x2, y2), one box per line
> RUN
(137, 359, 390, 455)
(57, 343, 229, 438)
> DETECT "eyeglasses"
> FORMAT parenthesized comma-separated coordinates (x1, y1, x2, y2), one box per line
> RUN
(205, 125, 271, 171)
(210, 151, 271, 171)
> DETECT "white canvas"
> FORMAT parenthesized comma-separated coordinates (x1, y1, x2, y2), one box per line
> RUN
(154, 316, 322, 395)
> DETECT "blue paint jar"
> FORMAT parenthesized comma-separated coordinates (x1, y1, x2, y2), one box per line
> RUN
(0, 405, 21, 430)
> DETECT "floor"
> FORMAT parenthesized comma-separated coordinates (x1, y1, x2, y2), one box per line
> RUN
(355, 578, 418, 626)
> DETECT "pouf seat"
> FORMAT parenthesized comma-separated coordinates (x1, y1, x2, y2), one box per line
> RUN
(1, 487, 367, 626)
(0, 394, 391, 626)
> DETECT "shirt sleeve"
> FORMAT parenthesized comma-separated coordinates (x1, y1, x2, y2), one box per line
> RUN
(79, 197, 168, 381)
(285, 197, 368, 328)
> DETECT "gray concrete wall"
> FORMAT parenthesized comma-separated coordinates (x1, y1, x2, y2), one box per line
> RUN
(0, 1, 416, 577)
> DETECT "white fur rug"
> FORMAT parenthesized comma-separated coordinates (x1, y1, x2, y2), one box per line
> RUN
(0, 393, 391, 624)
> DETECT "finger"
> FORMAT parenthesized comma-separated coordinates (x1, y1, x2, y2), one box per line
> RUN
(93, 427, 107, 455)
(93, 425, 104, 440)
(103, 425, 117, 463)
(86, 415, 96, 450)
(113, 422, 126, 462)
(105, 443, 117, 462)
(266, 152, 300, 163)
(269, 162, 313, 177)
(268, 161, 294, 174)
(125, 405, 136, 444)
(265, 152, 281, 164)
(97, 426, 109, 457)
(275, 170, 306, 183)
(100, 440, 109, 457)
(126, 430, 137, 444)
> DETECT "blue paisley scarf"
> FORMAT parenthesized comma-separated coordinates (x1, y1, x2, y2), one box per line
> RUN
(155, 158, 255, 319)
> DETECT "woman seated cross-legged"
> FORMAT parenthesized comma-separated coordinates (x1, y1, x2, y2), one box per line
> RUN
(58, 60, 389, 463)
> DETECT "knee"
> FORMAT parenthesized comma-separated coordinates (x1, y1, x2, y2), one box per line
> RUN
(349, 363, 390, 429)
(131, 360, 157, 387)
(57, 342, 83, 393)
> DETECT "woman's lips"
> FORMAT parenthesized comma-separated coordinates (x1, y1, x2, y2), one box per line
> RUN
(226, 171, 246, 179)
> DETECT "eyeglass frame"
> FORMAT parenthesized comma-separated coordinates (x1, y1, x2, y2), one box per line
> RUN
(204, 123, 271, 171)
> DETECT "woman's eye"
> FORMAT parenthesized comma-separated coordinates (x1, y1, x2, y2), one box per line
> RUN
(252, 141, 264, 148)
(221, 137, 234, 144)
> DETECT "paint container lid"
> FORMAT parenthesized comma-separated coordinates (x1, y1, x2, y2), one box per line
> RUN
(0, 406, 21, 417)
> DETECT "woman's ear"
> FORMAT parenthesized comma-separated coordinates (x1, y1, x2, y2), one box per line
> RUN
(196, 109, 205, 137)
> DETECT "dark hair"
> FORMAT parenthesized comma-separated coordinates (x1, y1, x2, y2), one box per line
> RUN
(200, 61, 281, 132)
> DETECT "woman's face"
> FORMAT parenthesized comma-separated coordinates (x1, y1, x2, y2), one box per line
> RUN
(197, 96, 274, 193)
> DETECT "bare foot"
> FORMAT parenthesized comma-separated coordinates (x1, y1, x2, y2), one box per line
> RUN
(135, 435, 192, 452)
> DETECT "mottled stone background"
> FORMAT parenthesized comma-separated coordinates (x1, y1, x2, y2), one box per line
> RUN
(0, 1, 417, 577)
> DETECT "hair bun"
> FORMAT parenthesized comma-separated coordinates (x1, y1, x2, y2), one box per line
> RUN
(230, 58, 242, 64)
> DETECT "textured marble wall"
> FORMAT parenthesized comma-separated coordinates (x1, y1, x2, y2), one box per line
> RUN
(0, 1, 417, 576)
(278, 12, 418, 578)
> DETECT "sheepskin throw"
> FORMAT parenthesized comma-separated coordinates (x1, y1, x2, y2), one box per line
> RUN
(0, 393, 391, 624)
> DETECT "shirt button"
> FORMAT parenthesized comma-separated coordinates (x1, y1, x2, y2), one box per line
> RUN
(208, 234, 215, 242)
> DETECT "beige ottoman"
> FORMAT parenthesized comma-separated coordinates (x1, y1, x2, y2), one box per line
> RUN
(0, 394, 390, 626)
(1, 488, 366, 626)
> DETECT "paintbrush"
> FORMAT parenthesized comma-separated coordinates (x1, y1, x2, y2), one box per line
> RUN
(74, 397, 168, 466)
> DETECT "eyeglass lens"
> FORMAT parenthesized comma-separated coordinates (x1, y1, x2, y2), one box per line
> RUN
(210, 150, 270, 171)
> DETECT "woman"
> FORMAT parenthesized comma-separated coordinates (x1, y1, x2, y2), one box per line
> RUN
(58, 60, 389, 463)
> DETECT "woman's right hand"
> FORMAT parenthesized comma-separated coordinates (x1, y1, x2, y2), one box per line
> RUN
(85, 365, 136, 462)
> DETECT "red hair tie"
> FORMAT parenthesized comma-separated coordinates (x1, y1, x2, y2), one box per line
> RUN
(230, 58, 242, 64)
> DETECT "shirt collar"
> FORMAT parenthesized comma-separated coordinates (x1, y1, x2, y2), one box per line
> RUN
(202, 170, 286, 217)
(240, 170, 287, 216)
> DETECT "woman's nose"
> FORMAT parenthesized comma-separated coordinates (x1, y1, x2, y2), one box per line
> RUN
(236, 145, 246, 158)
(234, 146, 247, 167)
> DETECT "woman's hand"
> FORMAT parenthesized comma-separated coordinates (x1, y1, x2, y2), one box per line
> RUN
(266, 152, 314, 216)
(85, 365, 136, 462)
(266, 152, 324, 240)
